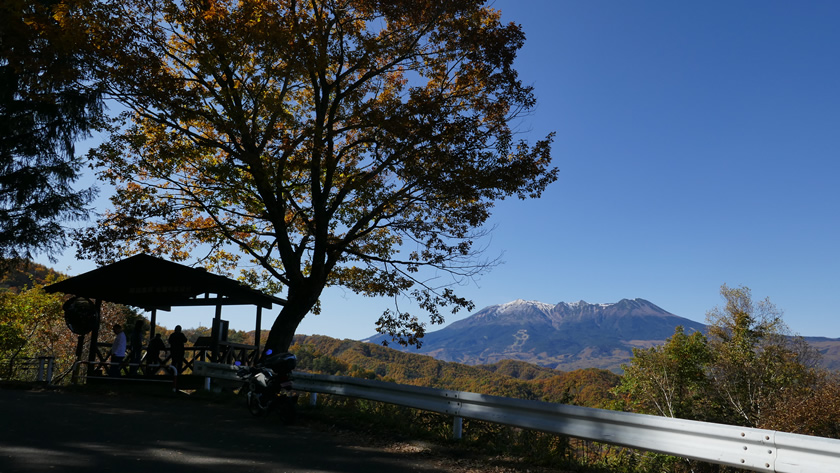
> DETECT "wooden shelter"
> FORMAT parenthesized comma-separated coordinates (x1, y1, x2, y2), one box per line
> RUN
(45, 254, 285, 377)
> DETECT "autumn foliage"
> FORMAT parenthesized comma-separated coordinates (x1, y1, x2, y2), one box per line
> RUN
(72, 0, 557, 353)
(616, 285, 839, 442)
(290, 334, 620, 408)
(0, 265, 140, 383)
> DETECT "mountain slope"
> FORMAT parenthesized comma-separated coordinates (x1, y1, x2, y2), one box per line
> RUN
(803, 337, 840, 371)
(365, 298, 707, 372)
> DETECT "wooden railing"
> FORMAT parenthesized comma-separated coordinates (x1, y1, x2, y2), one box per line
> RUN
(88, 341, 259, 377)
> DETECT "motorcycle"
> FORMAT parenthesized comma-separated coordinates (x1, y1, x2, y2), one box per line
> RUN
(236, 351, 299, 420)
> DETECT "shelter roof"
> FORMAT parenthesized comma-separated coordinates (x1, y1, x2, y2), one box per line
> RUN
(44, 254, 286, 311)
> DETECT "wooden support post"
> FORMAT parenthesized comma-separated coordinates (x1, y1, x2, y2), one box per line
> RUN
(212, 304, 222, 362)
(149, 309, 157, 340)
(86, 299, 102, 377)
(71, 334, 85, 384)
(255, 306, 262, 364)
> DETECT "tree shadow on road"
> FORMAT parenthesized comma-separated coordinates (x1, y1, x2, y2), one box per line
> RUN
(0, 386, 455, 473)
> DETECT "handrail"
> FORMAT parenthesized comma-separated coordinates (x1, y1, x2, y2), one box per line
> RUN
(289, 371, 840, 473)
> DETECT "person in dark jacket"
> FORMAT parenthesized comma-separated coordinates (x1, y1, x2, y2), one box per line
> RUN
(146, 333, 166, 375)
(168, 325, 188, 374)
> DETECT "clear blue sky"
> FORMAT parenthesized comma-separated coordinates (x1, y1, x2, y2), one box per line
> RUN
(39, 0, 840, 339)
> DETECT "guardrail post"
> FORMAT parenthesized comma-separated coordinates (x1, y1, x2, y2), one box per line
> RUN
(309, 392, 318, 406)
(36, 357, 54, 384)
(452, 416, 463, 440)
(36, 358, 45, 382)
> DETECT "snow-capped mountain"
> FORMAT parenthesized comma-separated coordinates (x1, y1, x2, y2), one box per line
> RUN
(364, 298, 707, 372)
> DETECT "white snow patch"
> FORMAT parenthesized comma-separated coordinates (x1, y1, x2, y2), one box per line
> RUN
(497, 299, 554, 314)
(558, 300, 619, 310)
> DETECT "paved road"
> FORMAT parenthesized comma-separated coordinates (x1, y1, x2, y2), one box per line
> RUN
(0, 387, 454, 473)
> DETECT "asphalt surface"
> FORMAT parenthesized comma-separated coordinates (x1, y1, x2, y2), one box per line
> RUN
(0, 386, 455, 473)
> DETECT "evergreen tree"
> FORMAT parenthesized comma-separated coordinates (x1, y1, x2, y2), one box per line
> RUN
(0, 0, 102, 263)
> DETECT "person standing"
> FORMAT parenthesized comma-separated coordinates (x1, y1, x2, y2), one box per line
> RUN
(146, 333, 166, 375)
(129, 320, 145, 376)
(168, 325, 188, 375)
(109, 324, 127, 377)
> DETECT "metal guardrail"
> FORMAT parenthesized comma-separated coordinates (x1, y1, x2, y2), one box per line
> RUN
(194, 361, 240, 380)
(193, 363, 840, 472)
(289, 372, 840, 473)
(3, 357, 56, 384)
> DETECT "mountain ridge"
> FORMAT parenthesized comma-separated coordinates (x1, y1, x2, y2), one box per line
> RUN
(364, 298, 840, 372)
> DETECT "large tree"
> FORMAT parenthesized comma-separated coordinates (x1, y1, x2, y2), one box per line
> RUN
(0, 0, 101, 263)
(76, 0, 557, 352)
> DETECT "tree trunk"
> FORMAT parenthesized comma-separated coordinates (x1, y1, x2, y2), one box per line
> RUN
(264, 294, 316, 355)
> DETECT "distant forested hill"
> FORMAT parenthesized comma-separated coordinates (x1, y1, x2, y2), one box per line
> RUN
(0, 260, 63, 291)
(290, 334, 620, 408)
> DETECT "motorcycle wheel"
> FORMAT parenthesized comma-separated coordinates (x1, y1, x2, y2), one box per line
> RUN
(245, 388, 268, 417)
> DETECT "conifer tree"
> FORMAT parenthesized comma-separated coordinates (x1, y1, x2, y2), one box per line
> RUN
(0, 0, 102, 263)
